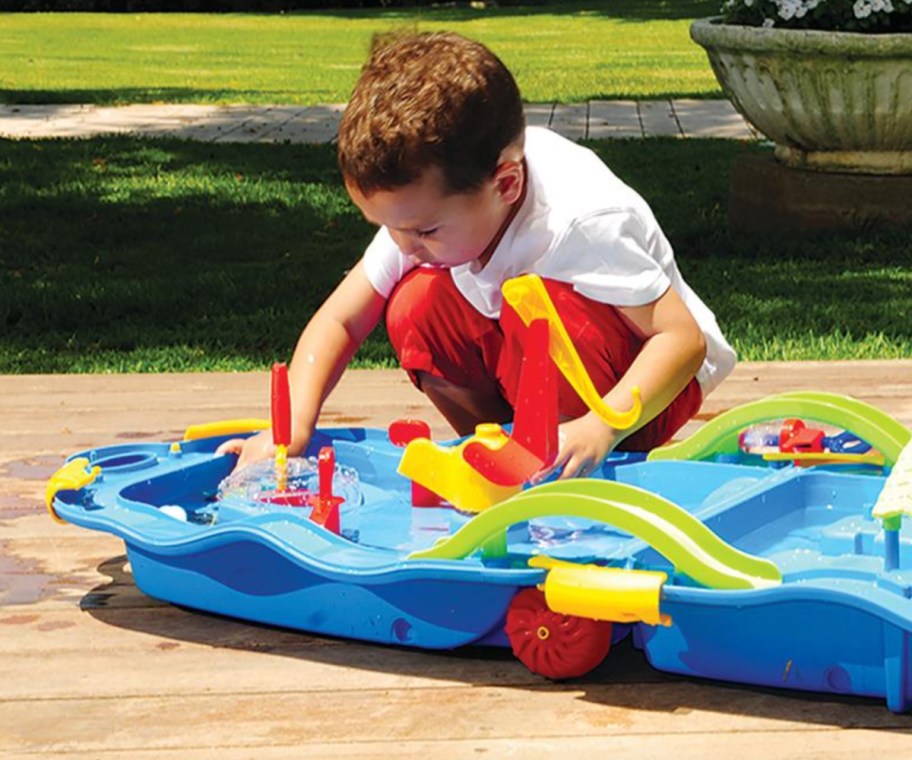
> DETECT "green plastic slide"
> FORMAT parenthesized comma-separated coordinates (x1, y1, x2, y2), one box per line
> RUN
(408, 479, 781, 590)
(648, 391, 911, 466)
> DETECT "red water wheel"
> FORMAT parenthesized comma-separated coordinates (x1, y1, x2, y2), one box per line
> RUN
(504, 587, 613, 679)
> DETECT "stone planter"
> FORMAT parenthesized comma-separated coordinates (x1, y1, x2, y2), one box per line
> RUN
(691, 17, 912, 174)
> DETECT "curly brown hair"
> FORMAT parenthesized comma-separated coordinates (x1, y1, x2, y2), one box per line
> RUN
(337, 31, 525, 196)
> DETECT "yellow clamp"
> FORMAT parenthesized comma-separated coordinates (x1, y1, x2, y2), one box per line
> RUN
(45, 458, 101, 525)
(182, 418, 270, 441)
(530, 555, 672, 627)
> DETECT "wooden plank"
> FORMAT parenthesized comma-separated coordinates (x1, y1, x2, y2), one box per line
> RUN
(0, 622, 580, 700)
(0, 593, 674, 693)
(2, 682, 909, 755)
(0, 532, 146, 610)
(0, 609, 549, 699)
(0, 370, 453, 454)
(4, 362, 911, 442)
(4, 732, 912, 760)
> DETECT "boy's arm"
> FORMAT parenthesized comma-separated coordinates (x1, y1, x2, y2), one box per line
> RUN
(286, 259, 388, 452)
(553, 285, 706, 478)
(218, 261, 387, 469)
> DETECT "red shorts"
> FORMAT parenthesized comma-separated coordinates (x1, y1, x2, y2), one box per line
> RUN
(385, 268, 702, 451)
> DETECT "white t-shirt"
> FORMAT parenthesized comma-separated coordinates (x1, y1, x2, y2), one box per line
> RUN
(362, 127, 736, 394)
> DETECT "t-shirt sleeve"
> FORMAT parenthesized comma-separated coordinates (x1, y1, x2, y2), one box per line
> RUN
(360, 227, 416, 298)
(543, 210, 672, 307)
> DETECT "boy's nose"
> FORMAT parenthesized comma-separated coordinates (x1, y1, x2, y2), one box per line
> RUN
(391, 230, 427, 259)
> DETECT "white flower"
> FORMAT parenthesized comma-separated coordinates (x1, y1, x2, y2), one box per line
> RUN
(777, 0, 801, 20)
(854, 0, 874, 17)
(727, 0, 905, 29)
(772, 0, 819, 18)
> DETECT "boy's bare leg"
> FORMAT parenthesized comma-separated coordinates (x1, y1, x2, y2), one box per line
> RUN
(416, 371, 513, 437)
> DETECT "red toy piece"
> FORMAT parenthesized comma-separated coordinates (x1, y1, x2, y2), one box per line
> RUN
(463, 437, 545, 486)
(462, 319, 558, 486)
(779, 419, 826, 454)
(504, 588, 614, 680)
(258, 491, 311, 507)
(511, 319, 558, 466)
(307, 446, 343, 534)
(388, 418, 444, 507)
(270, 363, 292, 447)
(388, 418, 432, 448)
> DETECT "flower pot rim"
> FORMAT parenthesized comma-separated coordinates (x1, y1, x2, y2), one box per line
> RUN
(691, 15, 912, 55)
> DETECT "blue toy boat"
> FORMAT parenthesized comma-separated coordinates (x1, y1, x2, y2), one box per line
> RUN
(46, 389, 912, 711)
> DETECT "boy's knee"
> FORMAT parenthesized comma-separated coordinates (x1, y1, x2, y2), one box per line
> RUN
(386, 269, 458, 349)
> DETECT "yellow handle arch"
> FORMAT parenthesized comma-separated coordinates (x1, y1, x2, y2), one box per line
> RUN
(502, 275, 642, 430)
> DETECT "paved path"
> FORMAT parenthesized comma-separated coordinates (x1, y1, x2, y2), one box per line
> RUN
(0, 99, 760, 143)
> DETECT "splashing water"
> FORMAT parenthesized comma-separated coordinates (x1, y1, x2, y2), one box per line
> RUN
(217, 456, 363, 510)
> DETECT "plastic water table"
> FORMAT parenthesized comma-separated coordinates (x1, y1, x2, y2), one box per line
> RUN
(45, 276, 912, 712)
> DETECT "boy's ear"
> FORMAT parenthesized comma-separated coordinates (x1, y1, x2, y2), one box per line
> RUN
(493, 160, 525, 205)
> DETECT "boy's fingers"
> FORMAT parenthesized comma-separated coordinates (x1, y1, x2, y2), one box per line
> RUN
(215, 438, 244, 456)
(538, 444, 571, 483)
(530, 462, 557, 484)
(557, 455, 595, 480)
(557, 456, 581, 480)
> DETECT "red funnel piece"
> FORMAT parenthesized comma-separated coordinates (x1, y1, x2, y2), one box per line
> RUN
(308, 446, 343, 534)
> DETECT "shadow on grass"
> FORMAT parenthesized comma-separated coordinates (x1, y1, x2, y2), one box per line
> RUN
(0, 87, 345, 106)
(1, 86, 722, 107)
(0, 135, 909, 372)
(0, 136, 384, 371)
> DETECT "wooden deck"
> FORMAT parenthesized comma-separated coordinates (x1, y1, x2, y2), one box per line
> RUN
(3, 361, 912, 758)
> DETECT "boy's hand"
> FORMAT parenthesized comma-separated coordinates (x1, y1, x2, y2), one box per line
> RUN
(550, 413, 619, 480)
(215, 429, 277, 471)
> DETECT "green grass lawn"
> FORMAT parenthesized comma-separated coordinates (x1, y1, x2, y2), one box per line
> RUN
(0, 1, 723, 105)
(2, 136, 909, 374)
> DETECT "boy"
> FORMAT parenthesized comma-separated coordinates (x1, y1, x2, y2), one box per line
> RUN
(219, 31, 736, 479)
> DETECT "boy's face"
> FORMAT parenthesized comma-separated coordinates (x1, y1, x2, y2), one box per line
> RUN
(346, 163, 522, 270)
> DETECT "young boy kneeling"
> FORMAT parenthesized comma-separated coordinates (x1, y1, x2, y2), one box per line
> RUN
(220, 31, 736, 479)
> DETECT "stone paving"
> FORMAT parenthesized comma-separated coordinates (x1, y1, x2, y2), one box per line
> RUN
(0, 99, 760, 143)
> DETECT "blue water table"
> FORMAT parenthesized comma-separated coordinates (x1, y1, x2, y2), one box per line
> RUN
(46, 277, 912, 711)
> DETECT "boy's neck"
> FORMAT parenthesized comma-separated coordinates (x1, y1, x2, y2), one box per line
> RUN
(475, 159, 528, 271)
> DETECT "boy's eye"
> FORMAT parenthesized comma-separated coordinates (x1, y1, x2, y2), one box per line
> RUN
(416, 227, 438, 239)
